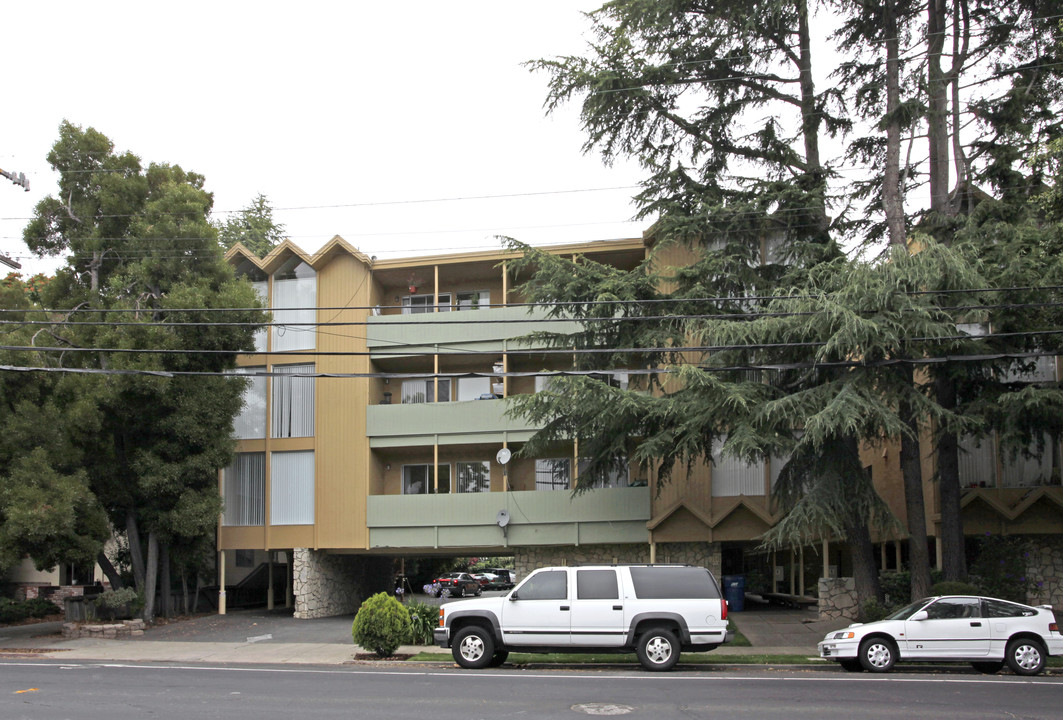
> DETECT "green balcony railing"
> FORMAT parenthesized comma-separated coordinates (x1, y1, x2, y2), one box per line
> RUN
(367, 397, 540, 447)
(366, 486, 650, 550)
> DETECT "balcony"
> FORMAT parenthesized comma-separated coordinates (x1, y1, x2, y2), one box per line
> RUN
(366, 305, 578, 358)
(367, 397, 540, 447)
(366, 486, 650, 550)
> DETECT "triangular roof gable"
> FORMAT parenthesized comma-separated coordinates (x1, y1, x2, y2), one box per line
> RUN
(313, 234, 373, 268)
(648, 496, 776, 530)
(960, 487, 1063, 521)
(223, 242, 262, 268)
(259, 240, 317, 275)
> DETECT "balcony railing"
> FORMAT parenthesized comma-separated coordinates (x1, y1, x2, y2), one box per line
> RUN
(366, 486, 650, 550)
(367, 397, 540, 446)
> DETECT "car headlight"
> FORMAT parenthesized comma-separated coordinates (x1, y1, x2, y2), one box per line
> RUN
(829, 631, 855, 640)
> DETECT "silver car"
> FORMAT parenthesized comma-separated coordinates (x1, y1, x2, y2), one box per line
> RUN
(819, 595, 1062, 675)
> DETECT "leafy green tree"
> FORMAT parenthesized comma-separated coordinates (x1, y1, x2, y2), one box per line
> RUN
(215, 193, 285, 257)
(19, 121, 266, 620)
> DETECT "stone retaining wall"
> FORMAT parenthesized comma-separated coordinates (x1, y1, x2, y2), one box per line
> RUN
(1026, 535, 1063, 608)
(292, 549, 367, 619)
(819, 577, 858, 621)
(514, 542, 722, 579)
(61, 619, 145, 639)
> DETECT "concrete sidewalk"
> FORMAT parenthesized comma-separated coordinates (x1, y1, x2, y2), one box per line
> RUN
(0, 605, 843, 666)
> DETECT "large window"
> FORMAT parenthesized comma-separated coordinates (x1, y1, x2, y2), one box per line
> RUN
(402, 378, 451, 404)
(272, 364, 315, 438)
(234, 259, 268, 353)
(577, 458, 629, 488)
(457, 461, 490, 493)
(272, 257, 316, 352)
(271, 451, 314, 525)
(402, 464, 451, 494)
(456, 290, 489, 310)
(535, 458, 571, 491)
(959, 433, 1060, 488)
(232, 367, 267, 439)
(223, 453, 265, 526)
(457, 377, 491, 401)
(402, 293, 451, 314)
(711, 437, 765, 497)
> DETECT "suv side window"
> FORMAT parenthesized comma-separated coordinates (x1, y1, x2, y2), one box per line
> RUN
(577, 570, 619, 600)
(516, 570, 568, 600)
(630, 567, 720, 599)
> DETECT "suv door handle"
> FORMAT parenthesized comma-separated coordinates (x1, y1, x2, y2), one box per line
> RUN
(613, 605, 623, 611)
(970, 621, 982, 627)
(560, 606, 570, 611)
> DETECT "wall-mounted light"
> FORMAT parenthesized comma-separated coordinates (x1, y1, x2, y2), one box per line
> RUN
(385, 463, 392, 471)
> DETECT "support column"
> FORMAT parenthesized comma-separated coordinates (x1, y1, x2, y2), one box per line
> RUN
(286, 550, 293, 608)
(218, 550, 227, 615)
(799, 546, 805, 597)
(822, 539, 829, 579)
(267, 552, 275, 610)
(935, 536, 943, 570)
(649, 540, 657, 564)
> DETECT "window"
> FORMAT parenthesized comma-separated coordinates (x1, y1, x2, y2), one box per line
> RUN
(577, 458, 629, 488)
(925, 597, 980, 620)
(271, 364, 315, 438)
(235, 259, 268, 353)
(985, 599, 1035, 618)
(577, 570, 619, 600)
(516, 570, 567, 600)
(402, 464, 451, 494)
(402, 293, 452, 314)
(272, 257, 316, 352)
(456, 290, 489, 310)
(630, 567, 721, 600)
(711, 437, 765, 497)
(271, 451, 314, 525)
(401, 378, 451, 404)
(535, 458, 571, 491)
(222, 453, 265, 526)
(232, 367, 266, 439)
(457, 377, 491, 401)
(457, 461, 490, 493)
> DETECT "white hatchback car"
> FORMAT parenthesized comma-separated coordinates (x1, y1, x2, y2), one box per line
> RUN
(818, 595, 1062, 675)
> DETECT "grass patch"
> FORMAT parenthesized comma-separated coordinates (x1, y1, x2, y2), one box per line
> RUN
(728, 619, 751, 647)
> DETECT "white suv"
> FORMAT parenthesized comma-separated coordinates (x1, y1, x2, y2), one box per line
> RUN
(434, 564, 732, 671)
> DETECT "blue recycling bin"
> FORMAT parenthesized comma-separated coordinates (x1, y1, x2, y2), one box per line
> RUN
(722, 574, 745, 612)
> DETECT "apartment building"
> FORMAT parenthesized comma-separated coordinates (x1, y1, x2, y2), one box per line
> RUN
(218, 235, 1063, 619)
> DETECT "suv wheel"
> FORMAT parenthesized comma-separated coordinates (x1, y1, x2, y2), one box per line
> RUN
(637, 627, 680, 671)
(452, 626, 495, 669)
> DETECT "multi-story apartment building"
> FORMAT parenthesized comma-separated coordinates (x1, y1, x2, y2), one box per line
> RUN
(219, 235, 1063, 619)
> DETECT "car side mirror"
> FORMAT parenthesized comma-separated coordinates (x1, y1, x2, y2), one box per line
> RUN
(909, 610, 929, 621)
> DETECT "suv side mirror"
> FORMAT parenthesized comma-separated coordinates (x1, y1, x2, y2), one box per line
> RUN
(509, 592, 519, 601)
(909, 610, 929, 621)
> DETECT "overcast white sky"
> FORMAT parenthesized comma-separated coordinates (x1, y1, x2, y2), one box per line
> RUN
(1, 1, 649, 277)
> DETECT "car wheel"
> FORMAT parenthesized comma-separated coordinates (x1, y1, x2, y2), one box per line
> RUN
(452, 626, 495, 669)
(971, 660, 1005, 674)
(858, 637, 897, 673)
(1005, 637, 1046, 676)
(475, 586, 482, 596)
(460, 586, 467, 598)
(637, 627, 680, 672)
(839, 659, 863, 672)
(488, 650, 509, 667)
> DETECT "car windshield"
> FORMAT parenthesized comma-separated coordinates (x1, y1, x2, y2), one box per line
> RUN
(884, 598, 933, 621)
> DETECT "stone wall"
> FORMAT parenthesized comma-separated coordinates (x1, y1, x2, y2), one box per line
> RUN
(514, 542, 722, 579)
(818, 577, 858, 621)
(1026, 535, 1063, 608)
(293, 549, 367, 619)
(62, 619, 145, 639)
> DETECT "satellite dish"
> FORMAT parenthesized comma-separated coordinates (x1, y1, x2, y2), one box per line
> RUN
(496, 509, 511, 528)
(496, 448, 512, 465)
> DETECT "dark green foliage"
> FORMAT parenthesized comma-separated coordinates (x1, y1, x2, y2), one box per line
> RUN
(352, 592, 412, 657)
(404, 599, 438, 646)
(0, 597, 60, 624)
(930, 581, 981, 596)
(969, 534, 1035, 603)
(215, 193, 285, 258)
(24, 597, 61, 619)
(860, 599, 893, 623)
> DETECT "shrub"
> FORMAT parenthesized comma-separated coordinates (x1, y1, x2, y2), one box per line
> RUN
(969, 534, 1034, 603)
(405, 599, 437, 645)
(930, 581, 981, 596)
(0, 598, 31, 624)
(94, 587, 141, 620)
(24, 597, 60, 618)
(352, 592, 411, 657)
(860, 599, 893, 623)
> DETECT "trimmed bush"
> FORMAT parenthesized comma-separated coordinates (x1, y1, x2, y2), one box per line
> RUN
(94, 587, 141, 620)
(930, 581, 981, 596)
(24, 597, 60, 618)
(352, 592, 411, 657)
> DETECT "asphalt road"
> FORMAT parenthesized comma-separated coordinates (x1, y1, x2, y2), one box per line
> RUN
(3, 661, 1061, 720)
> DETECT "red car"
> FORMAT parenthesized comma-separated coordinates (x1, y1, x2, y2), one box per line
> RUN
(432, 572, 482, 598)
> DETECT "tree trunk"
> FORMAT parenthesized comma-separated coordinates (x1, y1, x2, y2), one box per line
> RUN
(936, 377, 967, 581)
(125, 509, 146, 593)
(181, 572, 190, 616)
(160, 543, 172, 618)
(882, 0, 908, 248)
(96, 551, 124, 590)
(927, 0, 950, 220)
(193, 572, 202, 614)
(900, 411, 933, 600)
(142, 531, 159, 622)
(846, 522, 883, 617)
